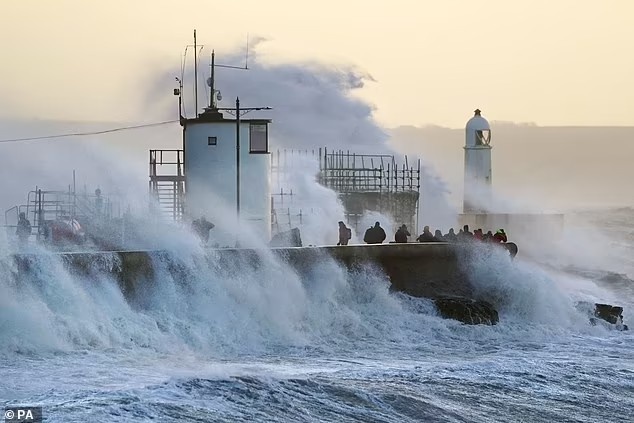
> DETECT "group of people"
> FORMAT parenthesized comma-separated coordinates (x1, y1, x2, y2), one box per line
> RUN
(414, 224, 508, 243)
(337, 221, 509, 246)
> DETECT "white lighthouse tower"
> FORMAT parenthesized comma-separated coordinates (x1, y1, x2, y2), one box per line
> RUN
(459, 108, 565, 246)
(463, 109, 492, 213)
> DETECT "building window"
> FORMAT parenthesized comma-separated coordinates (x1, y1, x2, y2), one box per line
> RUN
(249, 123, 268, 153)
(208, 136, 217, 146)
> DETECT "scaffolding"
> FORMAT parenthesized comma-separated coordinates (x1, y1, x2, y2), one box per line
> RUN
(4, 185, 121, 242)
(271, 147, 421, 233)
(146, 146, 422, 234)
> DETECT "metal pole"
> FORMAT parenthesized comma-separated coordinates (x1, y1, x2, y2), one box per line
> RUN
(72, 169, 76, 218)
(236, 97, 241, 220)
(194, 30, 198, 116)
(210, 50, 215, 108)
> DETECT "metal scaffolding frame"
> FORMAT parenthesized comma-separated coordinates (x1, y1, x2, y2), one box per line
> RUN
(271, 147, 421, 233)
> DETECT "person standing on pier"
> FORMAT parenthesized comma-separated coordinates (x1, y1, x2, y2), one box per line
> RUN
(337, 221, 352, 245)
(364, 222, 386, 244)
(394, 224, 410, 243)
(16, 212, 32, 245)
(192, 216, 215, 244)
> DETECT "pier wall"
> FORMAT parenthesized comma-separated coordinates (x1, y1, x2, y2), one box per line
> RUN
(13, 243, 474, 300)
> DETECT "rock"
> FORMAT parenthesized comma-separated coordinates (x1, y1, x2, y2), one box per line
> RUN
(577, 302, 629, 330)
(593, 303, 628, 330)
(433, 297, 499, 325)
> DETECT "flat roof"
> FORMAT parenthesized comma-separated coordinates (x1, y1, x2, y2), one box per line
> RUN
(181, 109, 271, 125)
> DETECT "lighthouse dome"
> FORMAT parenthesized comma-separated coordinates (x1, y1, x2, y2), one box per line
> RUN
(466, 109, 490, 131)
(465, 109, 491, 147)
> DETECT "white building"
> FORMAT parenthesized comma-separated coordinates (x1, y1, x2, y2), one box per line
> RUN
(183, 108, 272, 244)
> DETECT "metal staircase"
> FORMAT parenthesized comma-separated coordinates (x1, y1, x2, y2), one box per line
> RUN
(149, 149, 186, 221)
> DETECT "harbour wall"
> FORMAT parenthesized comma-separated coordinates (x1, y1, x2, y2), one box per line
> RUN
(13, 243, 475, 300)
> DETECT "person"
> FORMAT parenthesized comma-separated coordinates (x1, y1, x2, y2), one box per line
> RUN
(192, 216, 215, 243)
(474, 228, 484, 241)
(493, 229, 508, 243)
(337, 221, 352, 246)
(483, 230, 494, 242)
(94, 188, 103, 215)
(458, 224, 473, 241)
(16, 212, 32, 244)
(363, 221, 386, 244)
(444, 228, 457, 242)
(394, 224, 411, 243)
(416, 225, 435, 242)
(433, 229, 445, 242)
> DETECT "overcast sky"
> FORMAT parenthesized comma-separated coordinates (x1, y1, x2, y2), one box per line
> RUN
(1, 0, 633, 128)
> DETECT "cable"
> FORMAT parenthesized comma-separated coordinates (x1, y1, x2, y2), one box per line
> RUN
(0, 120, 179, 144)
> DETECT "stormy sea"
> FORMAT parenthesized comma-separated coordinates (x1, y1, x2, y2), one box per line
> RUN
(0, 207, 632, 423)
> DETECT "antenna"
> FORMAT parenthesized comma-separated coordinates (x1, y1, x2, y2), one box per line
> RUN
(193, 30, 198, 116)
(245, 33, 249, 69)
(204, 39, 250, 111)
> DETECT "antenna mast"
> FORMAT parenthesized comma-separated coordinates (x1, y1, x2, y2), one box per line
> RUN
(205, 41, 250, 111)
(193, 30, 198, 116)
(209, 50, 216, 108)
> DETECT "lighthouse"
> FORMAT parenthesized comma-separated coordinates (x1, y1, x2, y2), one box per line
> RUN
(459, 108, 565, 246)
(463, 109, 492, 213)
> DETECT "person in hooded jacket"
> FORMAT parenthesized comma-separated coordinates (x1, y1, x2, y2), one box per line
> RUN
(337, 221, 352, 245)
(493, 229, 508, 243)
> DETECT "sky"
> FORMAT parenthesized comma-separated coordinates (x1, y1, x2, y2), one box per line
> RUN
(1, 0, 633, 128)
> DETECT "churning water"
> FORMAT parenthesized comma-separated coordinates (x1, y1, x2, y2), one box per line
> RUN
(1, 208, 633, 422)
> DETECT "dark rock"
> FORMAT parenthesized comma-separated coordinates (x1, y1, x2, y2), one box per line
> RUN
(578, 302, 629, 330)
(433, 297, 499, 325)
(593, 303, 628, 330)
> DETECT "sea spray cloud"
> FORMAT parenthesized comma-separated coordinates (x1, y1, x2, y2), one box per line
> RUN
(145, 41, 390, 152)
(0, 39, 458, 244)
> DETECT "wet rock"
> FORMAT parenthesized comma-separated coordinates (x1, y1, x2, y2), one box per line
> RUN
(577, 301, 629, 330)
(593, 303, 628, 330)
(433, 297, 499, 325)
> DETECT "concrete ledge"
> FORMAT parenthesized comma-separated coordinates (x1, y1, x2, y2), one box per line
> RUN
(13, 243, 473, 300)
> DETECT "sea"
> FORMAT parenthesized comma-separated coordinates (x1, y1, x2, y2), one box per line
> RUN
(1, 207, 633, 423)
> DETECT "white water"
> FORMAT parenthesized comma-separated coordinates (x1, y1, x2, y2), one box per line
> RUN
(1, 209, 633, 422)
(1, 43, 632, 422)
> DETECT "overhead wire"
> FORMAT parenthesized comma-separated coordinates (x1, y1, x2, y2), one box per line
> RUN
(0, 120, 179, 144)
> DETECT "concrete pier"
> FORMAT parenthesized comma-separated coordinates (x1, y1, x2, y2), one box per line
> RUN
(13, 243, 474, 299)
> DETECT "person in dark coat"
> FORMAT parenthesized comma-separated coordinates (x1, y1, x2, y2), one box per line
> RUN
(416, 226, 435, 242)
(458, 224, 473, 241)
(394, 224, 411, 243)
(364, 221, 386, 244)
(337, 221, 352, 245)
(192, 216, 215, 243)
(444, 228, 457, 242)
(16, 212, 31, 244)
